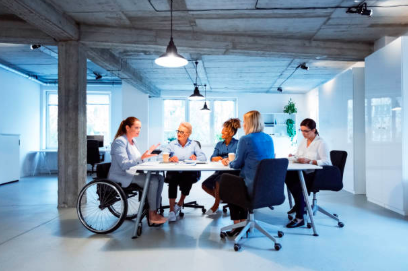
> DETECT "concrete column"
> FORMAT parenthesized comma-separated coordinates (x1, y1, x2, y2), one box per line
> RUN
(57, 41, 87, 208)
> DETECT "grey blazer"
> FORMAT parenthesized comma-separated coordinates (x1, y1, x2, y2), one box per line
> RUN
(108, 135, 144, 187)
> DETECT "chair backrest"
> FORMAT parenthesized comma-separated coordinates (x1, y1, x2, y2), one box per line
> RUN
(87, 140, 101, 165)
(96, 162, 111, 179)
(330, 150, 348, 179)
(194, 140, 201, 149)
(251, 158, 288, 209)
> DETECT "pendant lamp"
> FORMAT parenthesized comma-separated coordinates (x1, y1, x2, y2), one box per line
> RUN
(189, 61, 204, 100)
(154, 0, 188, 68)
(201, 84, 210, 111)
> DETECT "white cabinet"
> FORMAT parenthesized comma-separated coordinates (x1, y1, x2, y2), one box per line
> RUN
(0, 134, 20, 185)
(365, 37, 407, 215)
(261, 113, 297, 157)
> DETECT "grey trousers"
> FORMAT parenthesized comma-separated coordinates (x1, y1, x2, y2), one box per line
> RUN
(131, 173, 164, 211)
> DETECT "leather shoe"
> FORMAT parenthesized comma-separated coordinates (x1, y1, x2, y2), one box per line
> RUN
(287, 205, 297, 214)
(286, 219, 305, 228)
(226, 227, 244, 237)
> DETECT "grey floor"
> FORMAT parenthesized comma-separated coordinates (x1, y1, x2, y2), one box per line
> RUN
(1, 173, 408, 271)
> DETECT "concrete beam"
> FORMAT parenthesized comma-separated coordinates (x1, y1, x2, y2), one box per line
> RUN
(0, 0, 79, 40)
(80, 25, 373, 61)
(0, 19, 56, 44)
(86, 48, 161, 97)
(57, 41, 87, 208)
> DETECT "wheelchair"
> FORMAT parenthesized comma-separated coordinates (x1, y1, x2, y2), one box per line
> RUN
(76, 162, 155, 236)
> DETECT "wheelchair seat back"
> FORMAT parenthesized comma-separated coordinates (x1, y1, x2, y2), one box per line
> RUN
(96, 162, 111, 179)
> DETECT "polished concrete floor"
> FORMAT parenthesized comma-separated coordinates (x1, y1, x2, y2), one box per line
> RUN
(1, 174, 408, 271)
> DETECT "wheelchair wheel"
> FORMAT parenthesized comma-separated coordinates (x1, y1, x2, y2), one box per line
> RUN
(108, 188, 140, 220)
(77, 180, 128, 234)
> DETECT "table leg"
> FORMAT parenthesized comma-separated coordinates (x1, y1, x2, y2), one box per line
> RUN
(32, 152, 40, 176)
(132, 171, 151, 239)
(297, 170, 318, 236)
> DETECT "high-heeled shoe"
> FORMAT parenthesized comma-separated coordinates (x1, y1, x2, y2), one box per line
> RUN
(286, 219, 304, 228)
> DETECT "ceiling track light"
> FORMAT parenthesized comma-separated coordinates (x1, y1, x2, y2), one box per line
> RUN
(93, 72, 102, 80)
(346, 2, 372, 16)
(30, 44, 41, 50)
(154, 0, 188, 67)
(277, 87, 283, 92)
(189, 61, 205, 100)
(298, 63, 309, 70)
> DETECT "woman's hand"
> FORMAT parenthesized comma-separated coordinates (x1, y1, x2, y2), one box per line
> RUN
(288, 154, 293, 157)
(221, 158, 230, 166)
(297, 157, 311, 164)
(141, 143, 161, 160)
(211, 156, 223, 162)
(190, 154, 197, 160)
(169, 156, 179, 162)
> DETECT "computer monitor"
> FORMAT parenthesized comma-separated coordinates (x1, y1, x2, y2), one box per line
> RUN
(87, 135, 104, 147)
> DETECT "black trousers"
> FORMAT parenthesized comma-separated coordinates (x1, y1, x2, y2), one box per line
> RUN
(285, 171, 315, 219)
(202, 170, 240, 190)
(166, 171, 199, 198)
(219, 173, 250, 221)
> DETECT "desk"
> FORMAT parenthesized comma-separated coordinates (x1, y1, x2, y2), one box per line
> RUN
(130, 161, 322, 238)
(31, 148, 111, 176)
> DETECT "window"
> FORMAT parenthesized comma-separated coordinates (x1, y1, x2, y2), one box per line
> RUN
(163, 99, 236, 146)
(45, 92, 111, 149)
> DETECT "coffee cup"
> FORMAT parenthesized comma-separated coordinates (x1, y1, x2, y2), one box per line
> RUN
(228, 153, 236, 161)
(162, 152, 170, 163)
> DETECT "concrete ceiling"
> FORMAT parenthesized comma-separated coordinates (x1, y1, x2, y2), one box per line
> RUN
(0, 0, 408, 94)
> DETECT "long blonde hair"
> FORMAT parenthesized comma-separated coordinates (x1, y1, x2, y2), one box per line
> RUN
(243, 110, 264, 134)
(114, 117, 140, 140)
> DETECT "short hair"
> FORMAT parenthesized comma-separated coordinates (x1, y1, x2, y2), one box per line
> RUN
(223, 118, 241, 136)
(179, 122, 192, 134)
(243, 110, 264, 134)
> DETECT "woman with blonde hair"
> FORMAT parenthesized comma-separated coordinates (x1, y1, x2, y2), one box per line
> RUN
(202, 118, 241, 215)
(108, 117, 167, 224)
(219, 110, 275, 236)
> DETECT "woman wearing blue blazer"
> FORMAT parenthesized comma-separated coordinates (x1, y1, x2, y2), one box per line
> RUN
(108, 116, 167, 224)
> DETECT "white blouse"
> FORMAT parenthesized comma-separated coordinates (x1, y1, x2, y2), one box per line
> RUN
(295, 135, 332, 167)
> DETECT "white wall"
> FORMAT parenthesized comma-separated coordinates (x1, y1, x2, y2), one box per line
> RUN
(122, 82, 149, 151)
(0, 68, 41, 177)
(317, 67, 366, 194)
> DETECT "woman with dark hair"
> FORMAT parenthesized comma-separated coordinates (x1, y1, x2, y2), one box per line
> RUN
(108, 117, 167, 224)
(285, 118, 331, 228)
(202, 118, 241, 216)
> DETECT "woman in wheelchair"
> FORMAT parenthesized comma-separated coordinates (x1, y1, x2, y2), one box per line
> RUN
(108, 116, 167, 225)
(202, 118, 241, 216)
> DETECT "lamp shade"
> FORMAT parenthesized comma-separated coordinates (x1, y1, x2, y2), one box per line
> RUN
(155, 38, 188, 68)
(201, 101, 210, 111)
(189, 86, 205, 100)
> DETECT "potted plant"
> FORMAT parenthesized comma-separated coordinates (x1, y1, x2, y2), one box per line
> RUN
(283, 98, 297, 114)
(283, 99, 297, 143)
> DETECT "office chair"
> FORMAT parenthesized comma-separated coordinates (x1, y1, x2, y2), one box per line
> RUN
(220, 158, 288, 251)
(87, 139, 103, 175)
(309, 150, 347, 228)
(160, 140, 207, 216)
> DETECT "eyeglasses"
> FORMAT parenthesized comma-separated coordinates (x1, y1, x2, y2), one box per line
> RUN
(299, 129, 311, 133)
(176, 130, 186, 135)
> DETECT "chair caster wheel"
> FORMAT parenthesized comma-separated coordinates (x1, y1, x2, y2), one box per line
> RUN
(338, 222, 344, 228)
(137, 223, 142, 236)
(307, 223, 312, 229)
(179, 212, 184, 217)
(220, 232, 227, 239)
(202, 208, 206, 214)
(274, 243, 282, 251)
(222, 208, 228, 213)
(278, 231, 284, 238)
(268, 206, 274, 210)
(234, 244, 241, 251)
(333, 214, 338, 217)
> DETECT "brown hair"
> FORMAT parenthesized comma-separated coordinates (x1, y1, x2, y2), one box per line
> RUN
(243, 110, 264, 134)
(300, 118, 319, 135)
(114, 117, 140, 140)
(223, 118, 241, 136)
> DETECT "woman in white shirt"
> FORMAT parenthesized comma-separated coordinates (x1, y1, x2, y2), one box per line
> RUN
(285, 118, 331, 228)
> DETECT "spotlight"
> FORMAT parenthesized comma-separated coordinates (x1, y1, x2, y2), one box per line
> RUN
(346, 2, 372, 17)
(277, 87, 283, 92)
(93, 72, 102, 80)
(299, 63, 309, 70)
(30, 44, 41, 50)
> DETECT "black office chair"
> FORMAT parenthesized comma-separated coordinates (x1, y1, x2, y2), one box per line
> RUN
(160, 140, 207, 215)
(309, 150, 348, 228)
(219, 158, 288, 251)
(87, 139, 103, 175)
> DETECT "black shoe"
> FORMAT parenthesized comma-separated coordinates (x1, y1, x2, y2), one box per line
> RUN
(286, 219, 305, 228)
(226, 227, 244, 237)
(287, 205, 297, 214)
